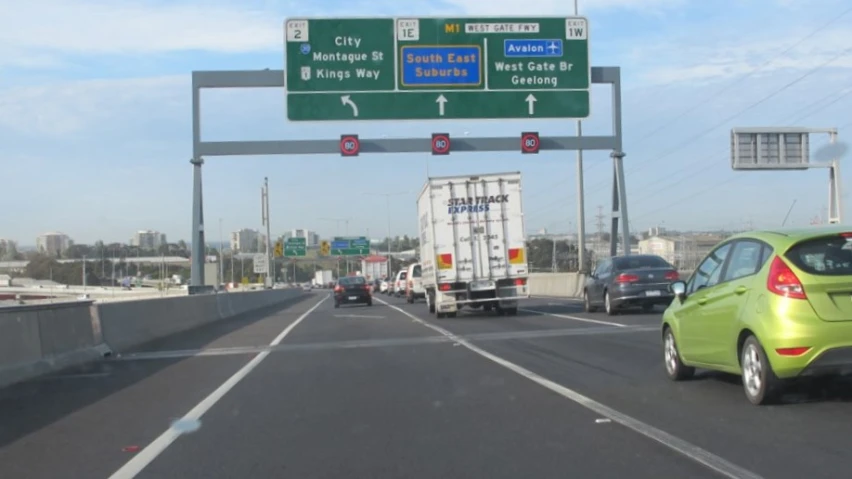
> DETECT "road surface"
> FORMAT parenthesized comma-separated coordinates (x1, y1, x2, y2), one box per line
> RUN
(1, 292, 849, 478)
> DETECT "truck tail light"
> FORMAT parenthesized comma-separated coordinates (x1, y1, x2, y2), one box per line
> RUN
(438, 283, 452, 292)
(514, 278, 526, 286)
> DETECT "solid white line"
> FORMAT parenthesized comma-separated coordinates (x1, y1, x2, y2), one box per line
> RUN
(107, 295, 328, 479)
(530, 295, 583, 302)
(519, 308, 628, 328)
(376, 298, 764, 479)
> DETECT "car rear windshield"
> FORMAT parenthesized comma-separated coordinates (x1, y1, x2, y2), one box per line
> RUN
(786, 235, 852, 276)
(339, 276, 366, 285)
(613, 256, 672, 270)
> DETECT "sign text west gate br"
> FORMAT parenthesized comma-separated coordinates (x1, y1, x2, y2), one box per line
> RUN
(284, 17, 590, 121)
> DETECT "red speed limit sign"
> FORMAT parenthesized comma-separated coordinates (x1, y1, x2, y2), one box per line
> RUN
(521, 132, 540, 154)
(339, 134, 360, 156)
(431, 133, 451, 155)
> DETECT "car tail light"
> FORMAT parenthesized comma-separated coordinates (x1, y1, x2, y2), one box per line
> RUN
(438, 283, 452, 291)
(334, 285, 344, 293)
(514, 278, 527, 286)
(767, 256, 806, 299)
(840, 233, 852, 238)
(776, 347, 811, 356)
(665, 271, 679, 281)
(364, 285, 372, 294)
(615, 273, 639, 283)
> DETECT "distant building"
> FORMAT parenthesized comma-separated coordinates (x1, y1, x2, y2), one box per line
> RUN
(131, 230, 167, 251)
(230, 229, 267, 253)
(638, 234, 726, 271)
(36, 232, 71, 257)
(284, 229, 320, 246)
(0, 239, 18, 260)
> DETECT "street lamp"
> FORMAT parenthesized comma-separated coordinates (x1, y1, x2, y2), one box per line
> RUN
(363, 192, 411, 278)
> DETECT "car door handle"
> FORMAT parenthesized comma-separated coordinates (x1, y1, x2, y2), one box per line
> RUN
(697, 297, 707, 305)
(735, 286, 748, 295)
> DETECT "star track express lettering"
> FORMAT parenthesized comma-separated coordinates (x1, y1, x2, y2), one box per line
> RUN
(407, 51, 478, 79)
(447, 195, 509, 214)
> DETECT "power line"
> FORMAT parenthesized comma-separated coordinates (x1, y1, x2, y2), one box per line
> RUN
(522, 11, 852, 205)
(629, 6, 852, 147)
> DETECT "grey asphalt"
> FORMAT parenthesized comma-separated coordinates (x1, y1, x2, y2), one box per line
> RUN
(1, 291, 851, 478)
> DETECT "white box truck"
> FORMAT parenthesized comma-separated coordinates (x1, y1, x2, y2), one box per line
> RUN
(417, 171, 529, 318)
(314, 270, 333, 288)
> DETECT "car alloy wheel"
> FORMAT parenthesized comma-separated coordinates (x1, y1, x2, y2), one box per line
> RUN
(663, 328, 694, 380)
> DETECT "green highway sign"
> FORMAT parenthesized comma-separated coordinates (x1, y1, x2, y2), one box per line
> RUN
(330, 236, 370, 256)
(284, 16, 590, 121)
(284, 237, 307, 257)
(287, 90, 589, 121)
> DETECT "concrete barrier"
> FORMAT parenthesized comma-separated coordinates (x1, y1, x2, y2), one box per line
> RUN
(0, 301, 109, 388)
(528, 271, 694, 298)
(98, 288, 306, 353)
(0, 288, 308, 388)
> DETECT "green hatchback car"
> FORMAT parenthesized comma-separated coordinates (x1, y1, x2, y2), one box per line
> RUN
(662, 226, 852, 405)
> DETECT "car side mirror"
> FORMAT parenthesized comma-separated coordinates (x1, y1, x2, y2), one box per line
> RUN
(669, 281, 687, 300)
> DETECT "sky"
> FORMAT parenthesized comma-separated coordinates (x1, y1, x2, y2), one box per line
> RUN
(2, 0, 852, 245)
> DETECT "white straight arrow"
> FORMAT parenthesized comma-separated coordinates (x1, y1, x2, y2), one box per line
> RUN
(341, 95, 359, 117)
(436, 94, 447, 116)
(526, 94, 537, 115)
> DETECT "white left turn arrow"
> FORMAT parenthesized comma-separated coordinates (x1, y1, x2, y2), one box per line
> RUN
(526, 94, 537, 115)
(341, 95, 359, 117)
(436, 94, 448, 116)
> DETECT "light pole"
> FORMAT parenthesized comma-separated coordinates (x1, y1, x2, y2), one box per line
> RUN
(574, 0, 587, 272)
(364, 192, 410, 278)
(218, 218, 224, 286)
(319, 217, 352, 274)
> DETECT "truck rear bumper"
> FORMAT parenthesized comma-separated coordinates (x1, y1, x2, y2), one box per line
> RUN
(434, 284, 529, 313)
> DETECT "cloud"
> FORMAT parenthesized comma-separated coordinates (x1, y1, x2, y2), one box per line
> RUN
(0, 75, 187, 137)
(0, 0, 285, 58)
(438, 0, 686, 15)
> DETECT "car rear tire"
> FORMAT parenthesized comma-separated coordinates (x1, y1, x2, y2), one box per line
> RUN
(741, 336, 782, 405)
(334, 302, 340, 309)
(583, 290, 598, 313)
(663, 327, 694, 381)
(366, 300, 373, 307)
(604, 291, 617, 316)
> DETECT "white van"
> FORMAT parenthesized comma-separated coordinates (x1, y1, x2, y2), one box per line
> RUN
(405, 263, 426, 303)
(393, 270, 408, 297)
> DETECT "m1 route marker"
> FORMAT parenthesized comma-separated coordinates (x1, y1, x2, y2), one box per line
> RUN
(284, 16, 590, 121)
(432, 133, 451, 155)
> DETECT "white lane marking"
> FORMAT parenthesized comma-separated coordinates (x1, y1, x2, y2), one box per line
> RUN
(376, 298, 763, 479)
(334, 314, 385, 319)
(107, 295, 328, 479)
(519, 308, 628, 328)
(531, 295, 583, 302)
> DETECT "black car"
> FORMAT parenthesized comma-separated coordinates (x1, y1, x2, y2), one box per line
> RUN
(333, 275, 373, 308)
(583, 254, 679, 315)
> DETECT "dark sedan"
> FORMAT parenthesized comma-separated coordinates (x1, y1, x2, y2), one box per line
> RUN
(333, 275, 373, 308)
(583, 254, 679, 315)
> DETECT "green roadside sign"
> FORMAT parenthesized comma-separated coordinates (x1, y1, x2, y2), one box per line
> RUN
(330, 236, 370, 256)
(284, 16, 590, 121)
(284, 237, 307, 257)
